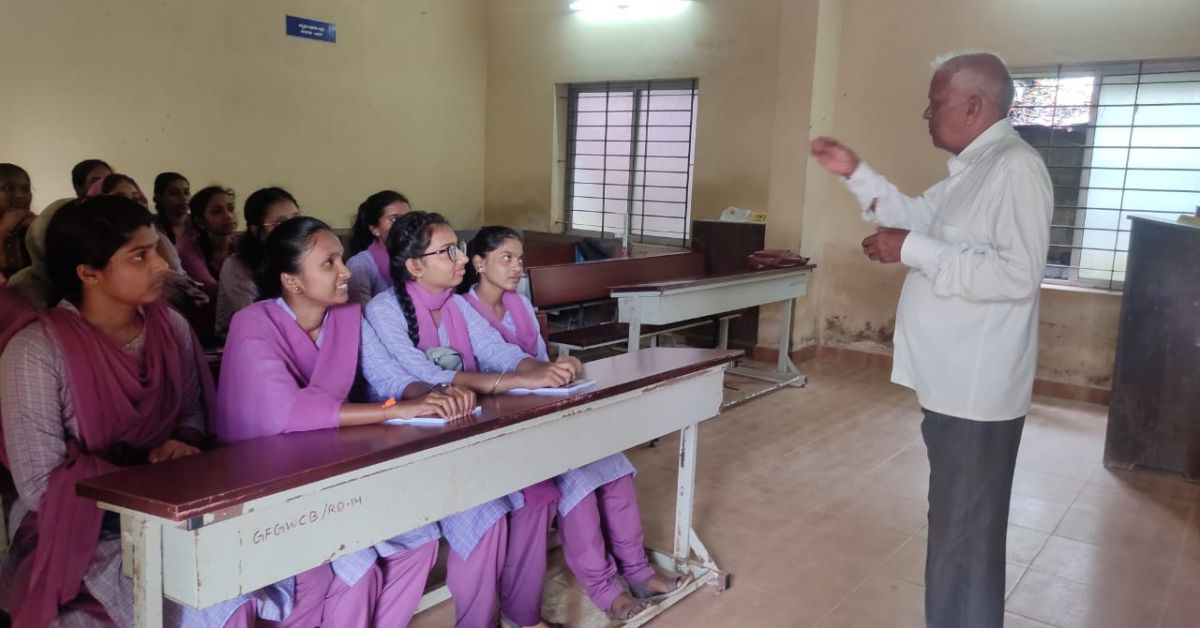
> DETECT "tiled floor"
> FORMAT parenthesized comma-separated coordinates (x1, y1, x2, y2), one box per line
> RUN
(412, 358, 1200, 627)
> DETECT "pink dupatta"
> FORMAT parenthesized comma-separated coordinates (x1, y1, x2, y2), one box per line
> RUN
(405, 281, 478, 372)
(462, 288, 540, 358)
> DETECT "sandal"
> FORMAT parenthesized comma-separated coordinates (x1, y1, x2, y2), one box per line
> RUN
(605, 593, 654, 623)
(628, 573, 688, 602)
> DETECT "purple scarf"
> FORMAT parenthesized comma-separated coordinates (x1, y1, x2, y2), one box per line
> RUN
(215, 301, 361, 443)
(405, 281, 478, 372)
(462, 288, 540, 358)
(367, 241, 394, 290)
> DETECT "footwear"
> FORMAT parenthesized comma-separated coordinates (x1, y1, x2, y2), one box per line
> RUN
(500, 617, 564, 628)
(605, 593, 654, 623)
(628, 573, 688, 602)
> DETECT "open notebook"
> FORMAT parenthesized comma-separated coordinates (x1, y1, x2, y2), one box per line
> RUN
(383, 406, 482, 427)
(506, 379, 598, 396)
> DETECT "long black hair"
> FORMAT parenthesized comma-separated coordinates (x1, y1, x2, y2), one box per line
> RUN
(458, 226, 522, 294)
(256, 216, 332, 300)
(349, 190, 409, 257)
(45, 196, 151, 303)
(152, 172, 188, 241)
(188, 185, 234, 267)
(387, 211, 451, 346)
(234, 186, 298, 273)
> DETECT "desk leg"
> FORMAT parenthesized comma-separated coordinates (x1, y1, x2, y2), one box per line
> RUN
(123, 513, 164, 628)
(717, 317, 730, 350)
(776, 297, 795, 374)
(673, 423, 698, 569)
(626, 306, 642, 353)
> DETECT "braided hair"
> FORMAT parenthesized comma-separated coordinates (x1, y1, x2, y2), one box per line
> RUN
(349, 190, 409, 257)
(387, 211, 451, 346)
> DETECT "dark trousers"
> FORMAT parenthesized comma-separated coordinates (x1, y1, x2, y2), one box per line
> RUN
(921, 409, 1025, 628)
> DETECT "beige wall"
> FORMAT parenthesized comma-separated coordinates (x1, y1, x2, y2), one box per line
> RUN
(1, 0, 487, 228)
(484, 0, 785, 231)
(789, 0, 1200, 388)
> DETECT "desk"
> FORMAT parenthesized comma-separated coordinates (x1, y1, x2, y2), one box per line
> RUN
(613, 266, 813, 408)
(77, 348, 741, 627)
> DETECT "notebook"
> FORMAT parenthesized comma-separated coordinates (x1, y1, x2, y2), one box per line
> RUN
(384, 406, 482, 427)
(506, 379, 598, 396)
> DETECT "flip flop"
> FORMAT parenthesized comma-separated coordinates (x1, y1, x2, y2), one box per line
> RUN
(628, 573, 689, 603)
(605, 594, 655, 623)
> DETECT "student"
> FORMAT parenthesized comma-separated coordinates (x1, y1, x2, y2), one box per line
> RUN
(360, 211, 579, 628)
(0, 163, 34, 283)
(216, 216, 474, 626)
(345, 190, 411, 304)
(70, 158, 112, 198)
(460, 227, 686, 621)
(177, 185, 237, 300)
(153, 172, 192, 244)
(6, 198, 75, 307)
(0, 196, 280, 627)
(216, 187, 299, 336)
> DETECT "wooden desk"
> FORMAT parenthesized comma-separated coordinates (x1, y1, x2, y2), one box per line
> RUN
(77, 348, 741, 627)
(612, 266, 814, 408)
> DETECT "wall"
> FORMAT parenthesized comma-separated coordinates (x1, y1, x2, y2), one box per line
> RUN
(0, 0, 487, 228)
(778, 0, 1200, 389)
(484, 0, 787, 231)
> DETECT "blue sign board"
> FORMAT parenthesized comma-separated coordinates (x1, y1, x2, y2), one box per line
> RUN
(286, 15, 336, 43)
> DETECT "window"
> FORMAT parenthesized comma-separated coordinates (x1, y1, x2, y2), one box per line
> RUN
(1011, 58, 1200, 290)
(563, 79, 699, 245)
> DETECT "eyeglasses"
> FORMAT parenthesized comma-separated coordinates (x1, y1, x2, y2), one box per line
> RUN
(418, 241, 467, 262)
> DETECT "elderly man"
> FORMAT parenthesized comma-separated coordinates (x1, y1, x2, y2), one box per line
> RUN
(811, 52, 1052, 627)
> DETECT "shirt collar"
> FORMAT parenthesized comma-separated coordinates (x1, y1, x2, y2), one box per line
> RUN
(947, 118, 1015, 175)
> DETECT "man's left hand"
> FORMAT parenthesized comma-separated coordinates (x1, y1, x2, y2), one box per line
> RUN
(862, 227, 909, 263)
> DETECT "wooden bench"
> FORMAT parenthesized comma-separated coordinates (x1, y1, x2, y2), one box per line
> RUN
(527, 252, 727, 356)
(76, 348, 741, 627)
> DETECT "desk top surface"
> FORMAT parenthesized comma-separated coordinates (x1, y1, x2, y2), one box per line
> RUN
(77, 348, 741, 521)
(610, 265, 816, 295)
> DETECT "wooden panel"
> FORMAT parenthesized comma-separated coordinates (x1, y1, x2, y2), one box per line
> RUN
(690, 220, 766, 349)
(528, 252, 705, 309)
(77, 348, 741, 520)
(523, 241, 577, 268)
(1104, 217, 1200, 481)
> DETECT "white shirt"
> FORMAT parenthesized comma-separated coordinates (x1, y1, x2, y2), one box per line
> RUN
(842, 119, 1052, 422)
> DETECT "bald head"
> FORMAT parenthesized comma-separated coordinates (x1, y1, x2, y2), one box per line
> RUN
(933, 52, 1015, 117)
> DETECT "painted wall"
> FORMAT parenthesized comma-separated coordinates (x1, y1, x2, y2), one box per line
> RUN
(779, 0, 1200, 388)
(483, 0, 786, 231)
(0, 0, 487, 228)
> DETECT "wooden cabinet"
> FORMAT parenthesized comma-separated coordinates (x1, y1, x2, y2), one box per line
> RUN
(690, 220, 765, 350)
(1104, 217, 1200, 481)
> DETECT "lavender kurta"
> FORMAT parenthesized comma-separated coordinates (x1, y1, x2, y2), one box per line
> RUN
(0, 302, 282, 627)
(345, 249, 390, 306)
(216, 299, 412, 585)
(468, 286, 636, 515)
(361, 290, 526, 559)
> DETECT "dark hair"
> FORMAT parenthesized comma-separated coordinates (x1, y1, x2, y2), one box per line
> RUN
(458, 226, 522, 294)
(256, 216, 332, 300)
(188, 186, 235, 265)
(387, 211, 451, 346)
(45, 196, 152, 303)
(153, 172, 188, 201)
(0, 163, 29, 180)
(71, 159, 111, 191)
(98, 173, 138, 195)
(234, 187, 298, 273)
(349, 190, 410, 257)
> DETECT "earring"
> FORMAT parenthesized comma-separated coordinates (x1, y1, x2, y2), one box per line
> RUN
(292, 286, 301, 294)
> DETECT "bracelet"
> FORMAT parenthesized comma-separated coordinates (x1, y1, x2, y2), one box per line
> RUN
(489, 373, 504, 395)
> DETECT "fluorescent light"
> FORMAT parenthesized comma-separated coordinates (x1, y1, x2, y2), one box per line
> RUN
(569, 0, 691, 21)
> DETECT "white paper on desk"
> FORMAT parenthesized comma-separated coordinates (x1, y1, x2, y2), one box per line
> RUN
(384, 406, 482, 427)
(506, 379, 598, 396)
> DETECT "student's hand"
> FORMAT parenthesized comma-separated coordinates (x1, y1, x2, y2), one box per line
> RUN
(0, 208, 34, 237)
(554, 355, 583, 379)
(401, 385, 477, 420)
(810, 137, 861, 178)
(148, 439, 201, 464)
(862, 227, 909, 264)
(519, 363, 574, 389)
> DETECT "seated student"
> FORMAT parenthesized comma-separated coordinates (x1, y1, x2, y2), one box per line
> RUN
(216, 216, 474, 626)
(0, 196, 284, 627)
(361, 211, 581, 628)
(70, 158, 112, 198)
(0, 163, 34, 284)
(460, 227, 686, 621)
(217, 187, 299, 336)
(177, 186, 237, 301)
(345, 190, 411, 304)
(6, 198, 75, 306)
(152, 172, 192, 244)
